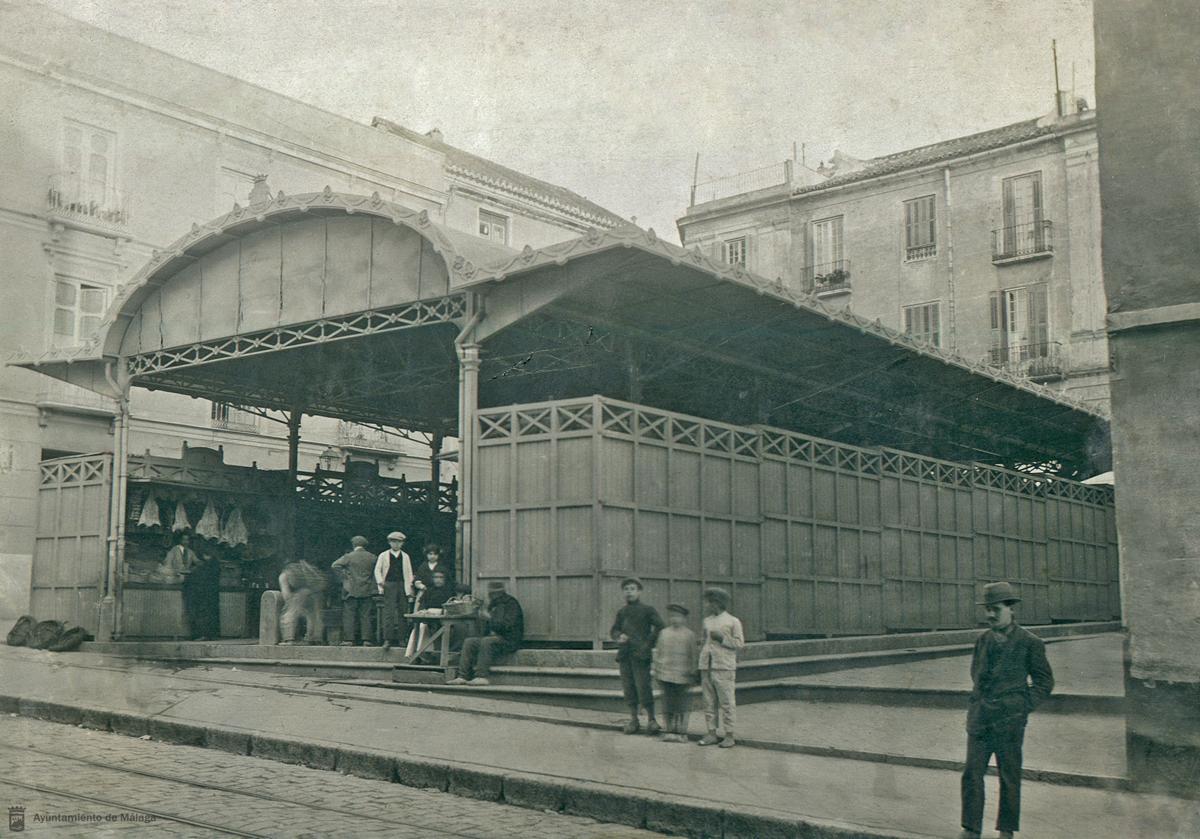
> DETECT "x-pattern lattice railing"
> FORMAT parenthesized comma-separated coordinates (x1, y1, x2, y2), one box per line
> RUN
(40, 455, 109, 486)
(476, 397, 1114, 509)
(126, 296, 465, 377)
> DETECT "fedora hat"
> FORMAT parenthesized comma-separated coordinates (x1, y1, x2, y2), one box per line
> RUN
(977, 581, 1021, 606)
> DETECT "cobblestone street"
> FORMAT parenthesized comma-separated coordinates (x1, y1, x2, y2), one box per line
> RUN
(0, 716, 659, 838)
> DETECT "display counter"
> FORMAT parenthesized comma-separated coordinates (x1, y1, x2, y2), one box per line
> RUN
(121, 581, 250, 639)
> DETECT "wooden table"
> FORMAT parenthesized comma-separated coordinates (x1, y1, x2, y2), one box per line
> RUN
(403, 612, 478, 671)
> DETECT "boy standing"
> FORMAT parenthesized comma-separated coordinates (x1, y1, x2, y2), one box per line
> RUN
(697, 587, 744, 748)
(653, 603, 699, 742)
(611, 577, 665, 735)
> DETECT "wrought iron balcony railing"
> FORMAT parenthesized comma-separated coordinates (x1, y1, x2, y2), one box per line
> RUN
(46, 174, 130, 231)
(992, 220, 1052, 263)
(802, 259, 852, 296)
(985, 341, 1066, 381)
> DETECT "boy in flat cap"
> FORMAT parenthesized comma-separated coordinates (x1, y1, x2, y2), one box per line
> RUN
(374, 531, 413, 650)
(611, 577, 665, 734)
(697, 586, 743, 748)
(653, 603, 699, 742)
(959, 582, 1054, 839)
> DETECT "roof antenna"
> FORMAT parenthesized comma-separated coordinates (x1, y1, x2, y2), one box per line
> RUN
(1052, 39, 1063, 116)
(690, 152, 700, 206)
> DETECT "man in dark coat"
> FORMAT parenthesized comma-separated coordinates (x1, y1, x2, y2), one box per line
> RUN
(446, 581, 523, 686)
(960, 582, 1055, 839)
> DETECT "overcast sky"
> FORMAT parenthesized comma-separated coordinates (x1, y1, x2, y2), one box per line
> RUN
(38, 0, 1095, 242)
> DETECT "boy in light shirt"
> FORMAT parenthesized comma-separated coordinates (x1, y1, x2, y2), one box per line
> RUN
(697, 587, 744, 748)
(652, 603, 699, 742)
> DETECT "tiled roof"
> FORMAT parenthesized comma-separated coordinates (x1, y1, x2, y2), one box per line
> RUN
(795, 117, 1075, 196)
(371, 118, 626, 227)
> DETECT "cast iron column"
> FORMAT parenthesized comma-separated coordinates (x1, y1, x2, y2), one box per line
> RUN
(457, 343, 481, 586)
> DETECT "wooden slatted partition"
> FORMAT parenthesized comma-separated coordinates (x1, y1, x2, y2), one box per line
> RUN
(31, 453, 112, 633)
(473, 396, 1118, 644)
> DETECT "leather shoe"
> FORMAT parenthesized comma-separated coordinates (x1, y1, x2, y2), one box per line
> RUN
(445, 677, 467, 685)
(697, 733, 720, 746)
(622, 720, 640, 735)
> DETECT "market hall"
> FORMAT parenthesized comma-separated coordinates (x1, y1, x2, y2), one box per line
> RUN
(10, 185, 1118, 647)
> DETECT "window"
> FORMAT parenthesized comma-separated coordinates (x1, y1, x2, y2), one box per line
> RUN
(903, 196, 936, 260)
(478, 209, 509, 245)
(722, 236, 747, 266)
(812, 216, 844, 270)
(903, 302, 941, 347)
(52, 277, 108, 347)
(989, 283, 1049, 362)
(210, 402, 259, 431)
(61, 121, 116, 206)
(998, 172, 1046, 257)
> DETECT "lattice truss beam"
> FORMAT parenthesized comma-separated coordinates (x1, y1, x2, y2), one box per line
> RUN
(126, 296, 466, 377)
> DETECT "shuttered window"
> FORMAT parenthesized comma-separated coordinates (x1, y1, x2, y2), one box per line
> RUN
(903, 195, 936, 260)
(989, 283, 1049, 362)
(903, 301, 941, 347)
(52, 277, 108, 348)
(479, 210, 509, 245)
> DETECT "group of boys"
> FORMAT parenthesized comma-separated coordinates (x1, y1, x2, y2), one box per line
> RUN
(610, 577, 744, 748)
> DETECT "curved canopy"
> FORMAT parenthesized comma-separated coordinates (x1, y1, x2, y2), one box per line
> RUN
(11, 191, 1111, 474)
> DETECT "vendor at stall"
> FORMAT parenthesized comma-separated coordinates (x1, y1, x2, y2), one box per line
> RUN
(183, 547, 222, 641)
(159, 532, 198, 580)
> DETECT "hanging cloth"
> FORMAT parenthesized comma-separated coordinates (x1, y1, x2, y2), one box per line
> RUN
(171, 501, 191, 533)
(136, 491, 161, 528)
(195, 500, 221, 540)
(220, 507, 249, 547)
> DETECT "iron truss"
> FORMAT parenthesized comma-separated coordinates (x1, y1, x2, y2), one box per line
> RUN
(126, 296, 466, 377)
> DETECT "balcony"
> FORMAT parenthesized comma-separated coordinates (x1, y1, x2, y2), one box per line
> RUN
(985, 341, 1066, 382)
(803, 260, 852, 298)
(45, 174, 130, 236)
(335, 421, 409, 454)
(991, 220, 1053, 264)
(210, 404, 260, 433)
(36, 380, 116, 422)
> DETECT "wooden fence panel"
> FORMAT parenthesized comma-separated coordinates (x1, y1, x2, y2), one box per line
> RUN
(473, 397, 1118, 644)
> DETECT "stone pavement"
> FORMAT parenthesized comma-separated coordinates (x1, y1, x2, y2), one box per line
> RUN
(1, 644, 1197, 838)
(0, 715, 656, 838)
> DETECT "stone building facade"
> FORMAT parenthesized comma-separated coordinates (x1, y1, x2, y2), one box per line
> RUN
(677, 106, 1107, 409)
(0, 2, 623, 619)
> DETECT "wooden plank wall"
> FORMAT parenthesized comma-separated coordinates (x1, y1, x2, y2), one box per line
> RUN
(473, 397, 1118, 643)
(31, 453, 112, 633)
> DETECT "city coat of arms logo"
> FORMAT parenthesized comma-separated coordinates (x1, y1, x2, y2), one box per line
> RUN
(8, 805, 26, 831)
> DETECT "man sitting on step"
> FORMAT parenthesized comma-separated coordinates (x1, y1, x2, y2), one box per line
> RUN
(446, 581, 523, 686)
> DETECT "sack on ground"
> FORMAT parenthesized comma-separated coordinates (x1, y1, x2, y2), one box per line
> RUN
(30, 619, 65, 650)
(6, 615, 36, 646)
(46, 626, 90, 652)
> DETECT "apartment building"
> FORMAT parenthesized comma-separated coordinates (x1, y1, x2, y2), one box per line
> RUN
(0, 2, 623, 618)
(676, 102, 1107, 409)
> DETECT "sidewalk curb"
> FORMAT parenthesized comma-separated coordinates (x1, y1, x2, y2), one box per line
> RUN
(0, 692, 933, 839)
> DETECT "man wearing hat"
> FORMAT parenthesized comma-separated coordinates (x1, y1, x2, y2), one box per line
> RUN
(332, 536, 378, 646)
(374, 531, 414, 650)
(960, 582, 1055, 839)
(446, 580, 523, 686)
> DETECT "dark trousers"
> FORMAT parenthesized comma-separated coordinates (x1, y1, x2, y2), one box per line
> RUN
(379, 581, 408, 644)
(659, 681, 690, 734)
(961, 719, 1025, 834)
(619, 657, 655, 718)
(458, 634, 516, 679)
(341, 596, 374, 644)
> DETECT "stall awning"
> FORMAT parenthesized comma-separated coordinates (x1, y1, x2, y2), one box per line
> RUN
(10, 191, 1110, 476)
